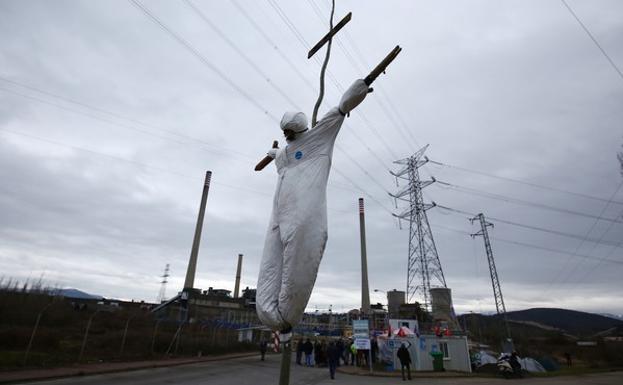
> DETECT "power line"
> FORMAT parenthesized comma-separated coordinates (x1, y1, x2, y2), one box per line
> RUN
(0, 86, 245, 161)
(434, 224, 623, 266)
(264, 0, 399, 161)
(495, 236, 623, 266)
(560, 0, 623, 84)
(132, 0, 420, 227)
(184, 0, 394, 192)
(435, 203, 623, 249)
(545, 179, 623, 291)
(229, 0, 317, 93)
(4, 80, 392, 201)
(0, 87, 380, 214)
(428, 158, 623, 206)
(576, 228, 623, 284)
(0, 127, 357, 214)
(435, 179, 623, 224)
(0, 78, 254, 161)
(182, 0, 299, 110)
(333, 168, 394, 215)
(129, 0, 393, 199)
(305, 0, 365, 74)
(128, 0, 279, 122)
(183, 0, 388, 192)
(370, 92, 420, 151)
(230, 0, 394, 173)
(265, 0, 342, 94)
(310, 0, 421, 152)
(334, 143, 391, 195)
(2, 1, 392, 214)
(557, 0, 623, 286)
(229, 0, 395, 176)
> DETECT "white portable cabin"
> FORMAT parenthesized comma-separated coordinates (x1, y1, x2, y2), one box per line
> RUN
(415, 334, 471, 372)
(377, 334, 471, 372)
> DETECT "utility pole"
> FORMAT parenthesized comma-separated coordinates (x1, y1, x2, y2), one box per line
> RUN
(390, 145, 446, 311)
(470, 213, 513, 351)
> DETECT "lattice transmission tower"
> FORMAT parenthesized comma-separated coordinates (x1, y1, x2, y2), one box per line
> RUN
(156, 263, 170, 304)
(470, 213, 513, 345)
(390, 145, 447, 310)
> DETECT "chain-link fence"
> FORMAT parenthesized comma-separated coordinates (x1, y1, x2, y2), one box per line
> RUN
(0, 290, 263, 369)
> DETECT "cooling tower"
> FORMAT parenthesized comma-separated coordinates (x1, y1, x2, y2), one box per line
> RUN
(430, 287, 459, 330)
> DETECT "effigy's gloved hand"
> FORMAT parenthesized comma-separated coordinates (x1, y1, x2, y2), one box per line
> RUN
(339, 79, 371, 114)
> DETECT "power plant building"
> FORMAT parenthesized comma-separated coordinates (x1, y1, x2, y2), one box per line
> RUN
(387, 289, 405, 318)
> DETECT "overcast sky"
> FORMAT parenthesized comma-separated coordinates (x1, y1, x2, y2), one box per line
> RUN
(1, 0, 622, 316)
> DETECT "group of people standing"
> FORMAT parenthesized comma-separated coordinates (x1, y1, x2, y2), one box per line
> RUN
(293, 338, 379, 380)
(260, 337, 413, 381)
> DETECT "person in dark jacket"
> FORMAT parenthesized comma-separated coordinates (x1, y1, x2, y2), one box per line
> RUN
(303, 338, 314, 367)
(314, 340, 322, 367)
(371, 339, 379, 363)
(336, 339, 344, 367)
(509, 351, 522, 375)
(327, 341, 340, 379)
(259, 339, 268, 361)
(397, 343, 412, 381)
(296, 338, 304, 365)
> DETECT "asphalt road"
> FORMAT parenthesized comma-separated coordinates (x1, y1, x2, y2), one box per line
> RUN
(21, 354, 623, 385)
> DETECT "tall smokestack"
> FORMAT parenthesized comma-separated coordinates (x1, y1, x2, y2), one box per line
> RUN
(234, 253, 243, 298)
(183, 171, 212, 290)
(359, 198, 371, 315)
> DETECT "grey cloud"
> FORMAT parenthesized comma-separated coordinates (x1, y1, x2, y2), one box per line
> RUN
(1, 0, 622, 314)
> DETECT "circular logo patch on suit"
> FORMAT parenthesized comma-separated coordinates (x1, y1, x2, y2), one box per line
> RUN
(295, 151, 303, 160)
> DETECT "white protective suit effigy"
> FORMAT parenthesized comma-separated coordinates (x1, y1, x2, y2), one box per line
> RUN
(257, 79, 370, 331)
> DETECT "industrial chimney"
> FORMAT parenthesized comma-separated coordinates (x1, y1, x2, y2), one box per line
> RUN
(183, 171, 212, 290)
(234, 253, 243, 298)
(359, 198, 371, 315)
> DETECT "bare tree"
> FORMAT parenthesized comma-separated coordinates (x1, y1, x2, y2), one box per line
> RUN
(619, 143, 623, 177)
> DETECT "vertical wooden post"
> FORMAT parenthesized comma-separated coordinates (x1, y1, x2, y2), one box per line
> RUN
(23, 302, 53, 365)
(119, 316, 134, 357)
(151, 320, 161, 354)
(78, 310, 99, 363)
(279, 341, 292, 385)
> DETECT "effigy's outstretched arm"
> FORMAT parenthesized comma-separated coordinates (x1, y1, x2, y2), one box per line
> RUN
(254, 141, 278, 171)
(338, 79, 372, 116)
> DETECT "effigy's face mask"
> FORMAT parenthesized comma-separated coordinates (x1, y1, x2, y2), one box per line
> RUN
(283, 129, 297, 141)
(282, 127, 308, 143)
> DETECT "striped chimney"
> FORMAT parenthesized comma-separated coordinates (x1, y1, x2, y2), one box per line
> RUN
(183, 171, 212, 290)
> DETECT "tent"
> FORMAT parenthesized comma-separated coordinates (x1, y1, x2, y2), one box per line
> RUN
(393, 326, 415, 337)
(521, 357, 546, 373)
(473, 350, 498, 366)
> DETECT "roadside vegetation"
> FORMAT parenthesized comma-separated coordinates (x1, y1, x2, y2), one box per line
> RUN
(0, 289, 256, 370)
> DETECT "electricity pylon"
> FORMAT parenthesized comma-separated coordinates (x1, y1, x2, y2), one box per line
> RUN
(390, 145, 446, 310)
(471, 213, 513, 350)
(156, 263, 170, 304)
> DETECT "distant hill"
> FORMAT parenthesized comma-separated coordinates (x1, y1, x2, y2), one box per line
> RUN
(55, 288, 103, 300)
(599, 313, 623, 321)
(504, 308, 623, 336)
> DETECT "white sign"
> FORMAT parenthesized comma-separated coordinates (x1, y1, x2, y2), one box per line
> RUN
(352, 320, 369, 338)
(354, 337, 371, 350)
